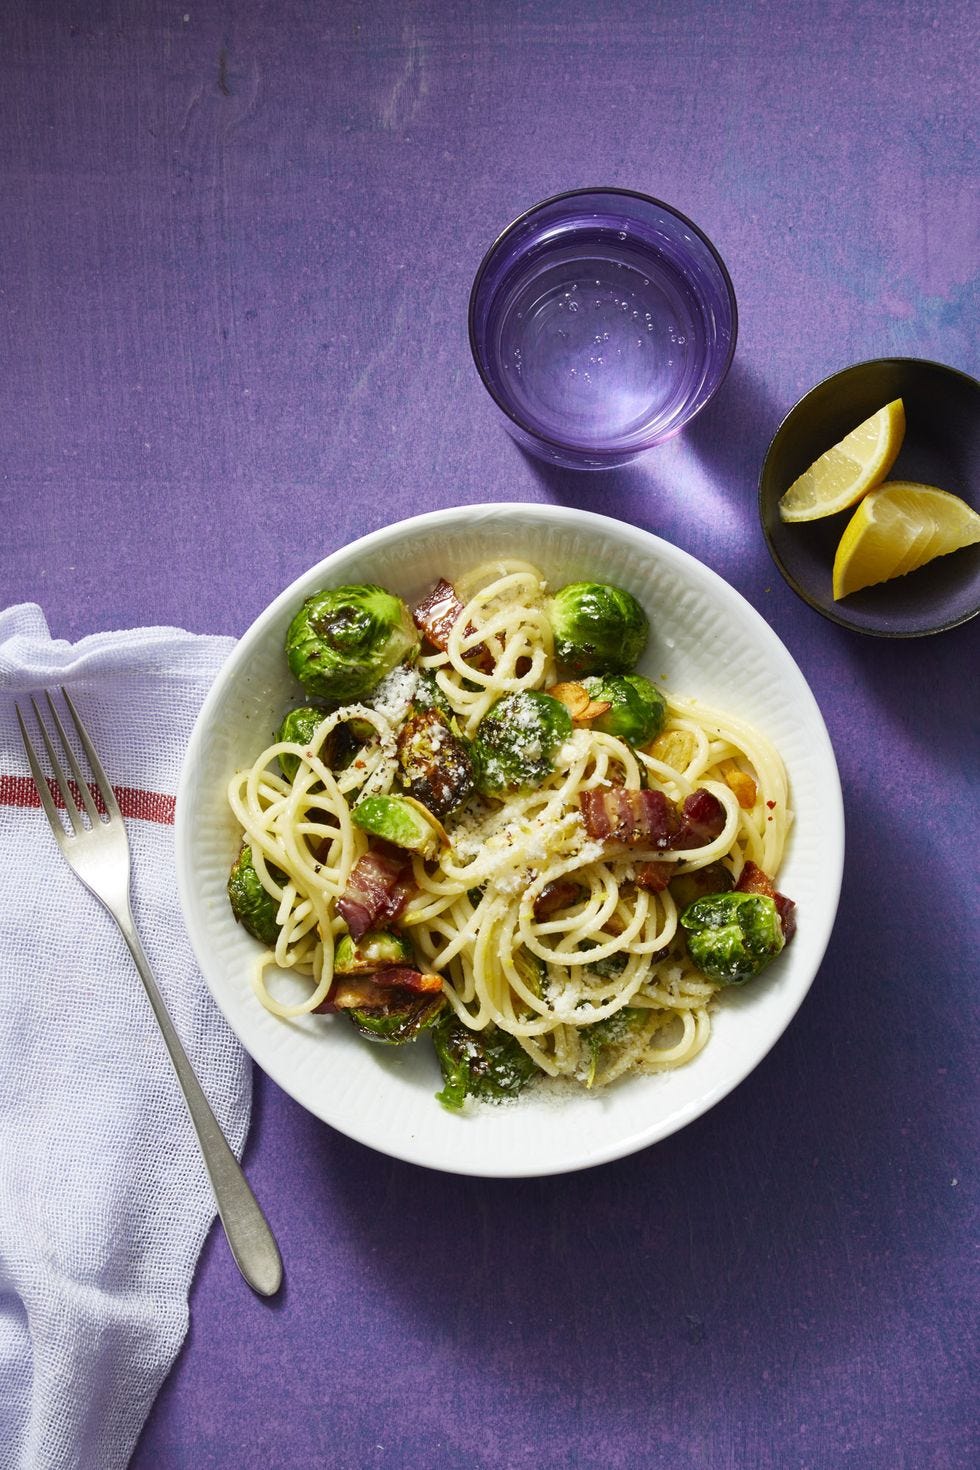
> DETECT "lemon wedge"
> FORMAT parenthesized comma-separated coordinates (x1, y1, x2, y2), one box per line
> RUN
(778, 399, 906, 522)
(832, 482, 980, 599)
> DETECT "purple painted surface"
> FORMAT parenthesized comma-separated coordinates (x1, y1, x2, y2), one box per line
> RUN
(1, 1, 977, 1467)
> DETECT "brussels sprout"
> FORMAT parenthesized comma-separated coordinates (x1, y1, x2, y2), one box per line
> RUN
(582, 951, 629, 979)
(680, 891, 785, 985)
(432, 1013, 540, 1109)
(347, 991, 446, 1045)
(351, 794, 445, 857)
(472, 691, 572, 796)
(285, 585, 420, 702)
(334, 929, 414, 974)
(582, 674, 667, 746)
(410, 669, 454, 720)
(276, 705, 328, 781)
(550, 582, 649, 675)
(227, 843, 283, 946)
(581, 1006, 646, 1086)
(396, 708, 475, 818)
(513, 947, 545, 998)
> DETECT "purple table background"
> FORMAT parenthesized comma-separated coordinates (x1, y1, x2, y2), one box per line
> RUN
(2, 2, 978, 1467)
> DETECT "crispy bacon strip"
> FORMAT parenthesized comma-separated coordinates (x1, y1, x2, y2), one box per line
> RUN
(370, 966, 442, 993)
(670, 789, 727, 850)
(413, 579, 465, 650)
(315, 968, 441, 1014)
(336, 846, 414, 940)
(579, 787, 680, 848)
(412, 578, 493, 670)
(735, 860, 797, 941)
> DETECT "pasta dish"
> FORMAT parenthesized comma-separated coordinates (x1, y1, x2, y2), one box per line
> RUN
(226, 560, 796, 1107)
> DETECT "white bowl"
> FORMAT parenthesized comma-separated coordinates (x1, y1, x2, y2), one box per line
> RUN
(176, 504, 844, 1177)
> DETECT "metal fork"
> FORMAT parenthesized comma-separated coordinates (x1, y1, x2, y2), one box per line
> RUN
(16, 687, 282, 1298)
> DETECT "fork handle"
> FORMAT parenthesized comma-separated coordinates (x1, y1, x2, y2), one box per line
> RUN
(115, 910, 283, 1297)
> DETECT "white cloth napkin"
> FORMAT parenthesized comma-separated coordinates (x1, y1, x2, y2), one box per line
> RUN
(0, 605, 248, 1470)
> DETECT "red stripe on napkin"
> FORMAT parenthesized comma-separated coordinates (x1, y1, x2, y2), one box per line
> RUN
(0, 774, 175, 825)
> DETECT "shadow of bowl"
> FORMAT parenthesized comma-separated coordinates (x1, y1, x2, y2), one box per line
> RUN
(759, 358, 980, 637)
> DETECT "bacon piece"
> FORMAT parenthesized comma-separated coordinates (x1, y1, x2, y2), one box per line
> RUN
(413, 579, 465, 650)
(735, 860, 797, 941)
(533, 879, 588, 918)
(336, 846, 414, 940)
(370, 966, 442, 993)
(412, 578, 492, 671)
(670, 789, 727, 850)
(635, 862, 674, 892)
(315, 968, 440, 1014)
(580, 787, 680, 848)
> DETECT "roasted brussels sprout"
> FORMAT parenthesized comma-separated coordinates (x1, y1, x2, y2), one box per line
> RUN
(227, 843, 283, 946)
(397, 708, 475, 818)
(472, 691, 572, 796)
(276, 705, 328, 781)
(285, 585, 419, 702)
(347, 991, 445, 1045)
(550, 582, 649, 675)
(680, 891, 785, 985)
(351, 794, 445, 857)
(582, 674, 667, 746)
(433, 1013, 540, 1109)
(334, 929, 414, 974)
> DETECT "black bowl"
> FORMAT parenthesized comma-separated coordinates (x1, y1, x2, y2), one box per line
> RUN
(759, 358, 980, 637)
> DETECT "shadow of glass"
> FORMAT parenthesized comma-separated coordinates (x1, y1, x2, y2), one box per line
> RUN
(512, 358, 789, 545)
(681, 358, 787, 493)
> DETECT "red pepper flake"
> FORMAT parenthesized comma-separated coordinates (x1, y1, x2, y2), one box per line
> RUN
(766, 800, 777, 810)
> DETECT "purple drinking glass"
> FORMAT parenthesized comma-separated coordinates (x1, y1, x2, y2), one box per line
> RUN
(469, 188, 738, 470)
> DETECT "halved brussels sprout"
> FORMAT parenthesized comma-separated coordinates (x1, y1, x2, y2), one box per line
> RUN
(351, 794, 445, 857)
(680, 891, 784, 985)
(347, 992, 445, 1045)
(334, 929, 414, 974)
(550, 582, 649, 676)
(432, 1013, 540, 1109)
(472, 691, 572, 796)
(396, 708, 475, 818)
(582, 674, 667, 746)
(285, 584, 419, 702)
(227, 843, 283, 946)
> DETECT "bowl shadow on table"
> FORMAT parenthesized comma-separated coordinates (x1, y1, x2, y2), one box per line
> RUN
(292, 805, 946, 1422)
(513, 361, 783, 530)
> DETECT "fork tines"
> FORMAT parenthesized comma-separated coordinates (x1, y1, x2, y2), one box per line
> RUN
(16, 688, 120, 836)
